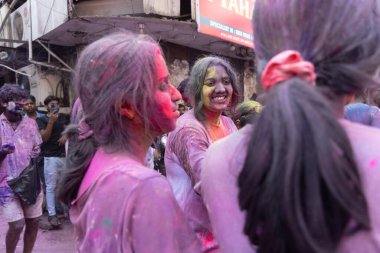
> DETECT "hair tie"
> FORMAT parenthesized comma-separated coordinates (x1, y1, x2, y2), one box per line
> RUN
(78, 118, 94, 141)
(261, 50, 316, 91)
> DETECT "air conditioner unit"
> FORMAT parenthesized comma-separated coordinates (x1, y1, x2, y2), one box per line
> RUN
(0, 4, 12, 47)
(10, 2, 28, 47)
(10, 0, 68, 48)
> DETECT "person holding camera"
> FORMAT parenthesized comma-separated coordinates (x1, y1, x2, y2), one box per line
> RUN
(36, 95, 69, 228)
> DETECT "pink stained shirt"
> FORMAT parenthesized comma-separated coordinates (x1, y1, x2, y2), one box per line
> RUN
(201, 120, 380, 253)
(0, 114, 42, 205)
(70, 148, 201, 253)
(165, 109, 237, 252)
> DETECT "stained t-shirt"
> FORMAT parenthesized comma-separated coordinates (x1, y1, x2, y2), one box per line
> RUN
(36, 114, 69, 157)
(0, 114, 42, 205)
(165, 109, 237, 252)
(201, 120, 380, 253)
(70, 148, 201, 253)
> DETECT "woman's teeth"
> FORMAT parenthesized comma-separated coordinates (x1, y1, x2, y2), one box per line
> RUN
(213, 96, 225, 101)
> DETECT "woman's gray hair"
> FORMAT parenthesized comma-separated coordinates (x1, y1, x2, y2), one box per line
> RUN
(188, 56, 240, 121)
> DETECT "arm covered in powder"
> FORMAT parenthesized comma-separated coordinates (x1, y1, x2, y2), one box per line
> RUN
(128, 176, 201, 253)
(168, 126, 209, 193)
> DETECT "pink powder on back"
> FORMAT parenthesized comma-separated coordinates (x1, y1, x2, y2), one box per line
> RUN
(369, 158, 378, 168)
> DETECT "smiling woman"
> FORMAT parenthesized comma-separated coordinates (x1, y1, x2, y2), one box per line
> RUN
(165, 56, 239, 252)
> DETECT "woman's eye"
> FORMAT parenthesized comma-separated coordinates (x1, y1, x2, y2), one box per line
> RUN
(159, 83, 169, 91)
(223, 78, 231, 85)
(205, 81, 214, 86)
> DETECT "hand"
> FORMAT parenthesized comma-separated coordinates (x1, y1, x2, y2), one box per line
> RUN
(1, 144, 15, 154)
(49, 112, 59, 123)
(31, 145, 41, 158)
(58, 134, 68, 146)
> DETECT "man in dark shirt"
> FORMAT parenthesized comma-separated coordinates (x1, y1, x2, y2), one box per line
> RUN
(36, 96, 69, 228)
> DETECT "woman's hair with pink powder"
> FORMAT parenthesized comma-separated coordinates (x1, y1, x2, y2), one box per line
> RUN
(58, 32, 164, 204)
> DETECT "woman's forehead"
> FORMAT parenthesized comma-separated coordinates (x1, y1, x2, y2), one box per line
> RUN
(155, 52, 169, 80)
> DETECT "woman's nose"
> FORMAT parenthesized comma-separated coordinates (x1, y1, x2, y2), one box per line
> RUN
(171, 85, 182, 102)
(214, 81, 225, 92)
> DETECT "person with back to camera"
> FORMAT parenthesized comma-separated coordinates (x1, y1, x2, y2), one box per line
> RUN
(57, 32, 201, 253)
(0, 84, 42, 253)
(201, 0, 380, 253)
(165, 56, 239, 252)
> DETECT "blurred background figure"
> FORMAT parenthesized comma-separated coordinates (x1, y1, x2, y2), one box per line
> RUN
(23, 95, 43, 120)
(178, 104, 187, 116)
(344, 103, 380, 128)
(36, 96, 70, 229)
(234, 101, 262, 129)
(177, 78, 194, 109)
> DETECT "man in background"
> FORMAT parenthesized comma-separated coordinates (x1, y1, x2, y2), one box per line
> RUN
(36, 95, 69, 228)
(23, 95, 43, 120)
(0, 84, 42, 253)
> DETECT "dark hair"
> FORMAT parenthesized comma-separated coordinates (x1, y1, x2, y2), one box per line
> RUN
(189, 56, 239, 121)
(44, 95, 59, 105)
(178, 104, 186, 109)
(0, 83, 28, 103)
(58, 32, 164, 205)
(238, 0, 380, 252)
(177, 78, 189, 95)
(27, 95, 36, 103)
(235, 101, 262, 127)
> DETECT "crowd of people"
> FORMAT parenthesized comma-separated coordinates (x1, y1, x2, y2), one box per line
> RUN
(1, 0, 380, 252)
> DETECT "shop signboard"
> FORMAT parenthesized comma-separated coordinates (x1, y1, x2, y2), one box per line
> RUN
(196, 0, 254, 48)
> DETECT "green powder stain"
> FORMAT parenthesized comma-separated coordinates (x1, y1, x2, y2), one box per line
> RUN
(103, 219, 112, 227)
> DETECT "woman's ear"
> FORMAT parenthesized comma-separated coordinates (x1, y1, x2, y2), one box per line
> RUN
(118, 101, 136, 120)
(345, 94, 356, 105)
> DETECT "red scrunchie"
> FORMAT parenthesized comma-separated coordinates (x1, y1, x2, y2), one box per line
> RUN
(261, 50, 316, 91)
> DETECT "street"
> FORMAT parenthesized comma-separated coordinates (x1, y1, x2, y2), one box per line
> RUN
(0, 213, 75, 253)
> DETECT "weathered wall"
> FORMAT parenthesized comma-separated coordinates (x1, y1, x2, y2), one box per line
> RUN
(243, 59, 258, 101)
(73, 0, 143, 17)
(144, 0, 180, 16)
(161, 41, 250, 101)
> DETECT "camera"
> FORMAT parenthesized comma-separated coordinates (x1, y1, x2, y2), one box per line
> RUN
(50, 103, 59, 114)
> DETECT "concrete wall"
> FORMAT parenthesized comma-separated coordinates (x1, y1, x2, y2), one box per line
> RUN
(144, 0, 180, 16)
(73, 0, 144, 17)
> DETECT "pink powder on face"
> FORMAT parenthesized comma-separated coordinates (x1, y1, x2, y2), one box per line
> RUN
(150, 51, 181, 133)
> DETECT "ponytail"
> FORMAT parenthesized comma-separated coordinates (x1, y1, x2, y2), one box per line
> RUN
(238, 79, 370, 253)
(57, 124, 98, 205)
